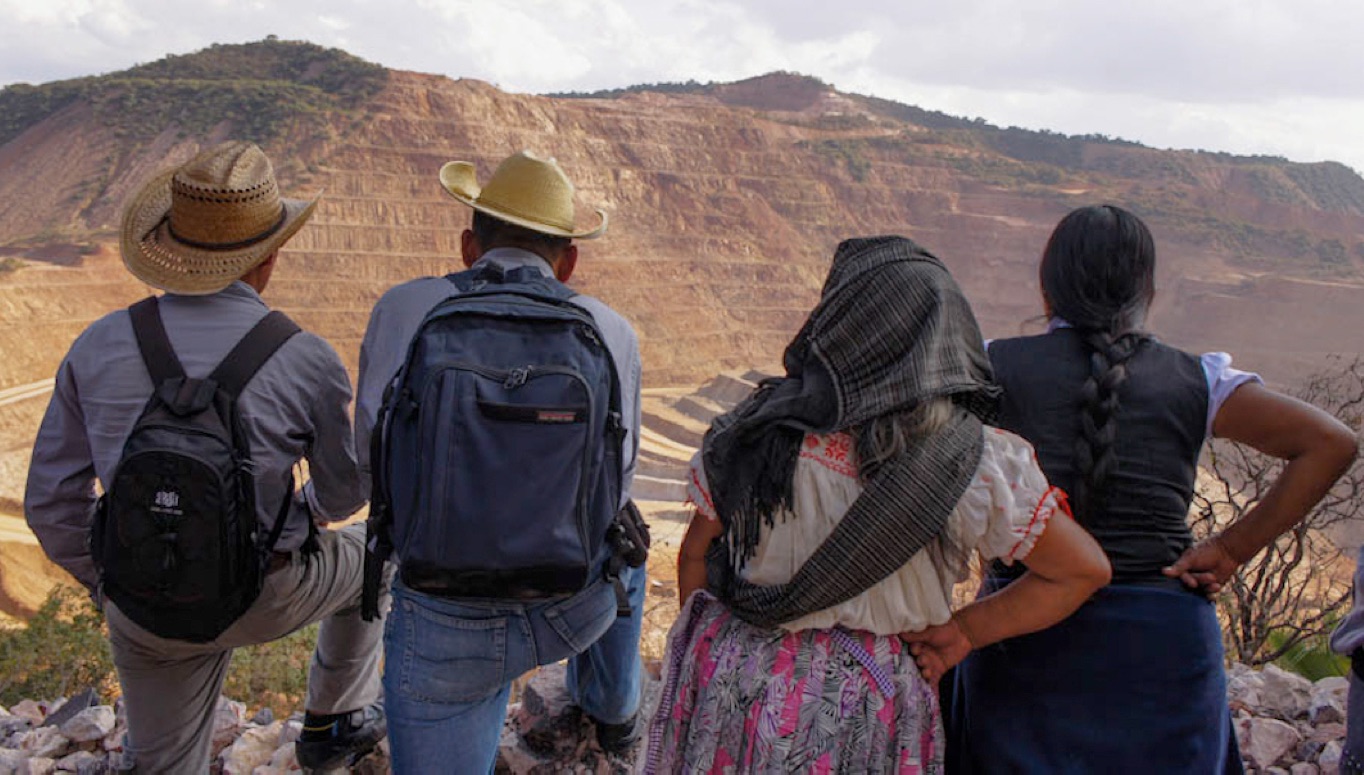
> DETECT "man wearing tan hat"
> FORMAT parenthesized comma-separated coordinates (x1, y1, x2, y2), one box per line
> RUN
(355, 150, 645, 771)
(25, 141, 388, 773)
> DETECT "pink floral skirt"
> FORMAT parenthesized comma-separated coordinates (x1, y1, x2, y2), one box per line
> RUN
(643, 591, 941, 774)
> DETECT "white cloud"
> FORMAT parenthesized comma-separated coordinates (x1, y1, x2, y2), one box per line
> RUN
(0, 0, 1361, 174)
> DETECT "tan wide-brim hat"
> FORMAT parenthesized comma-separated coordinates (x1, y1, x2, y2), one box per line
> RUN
(439, 150, 607, 239)
(120, 140, 320, 295)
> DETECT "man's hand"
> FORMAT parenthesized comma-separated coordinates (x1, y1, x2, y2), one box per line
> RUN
(900, 617, 974, 686)
(1162, 536, 1240, 596)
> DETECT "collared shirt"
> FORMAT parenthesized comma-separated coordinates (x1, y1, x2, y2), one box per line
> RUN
(25, 281, 365, 592)
(355, 248, 642, 507)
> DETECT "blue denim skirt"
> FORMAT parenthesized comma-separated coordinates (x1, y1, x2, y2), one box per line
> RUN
(947, 579, 1244, 774)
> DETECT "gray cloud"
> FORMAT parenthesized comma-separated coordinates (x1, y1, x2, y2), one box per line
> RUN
(0, 0, 1360, 173)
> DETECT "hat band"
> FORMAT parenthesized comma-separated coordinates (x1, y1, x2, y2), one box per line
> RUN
(162, 206, 289, 251)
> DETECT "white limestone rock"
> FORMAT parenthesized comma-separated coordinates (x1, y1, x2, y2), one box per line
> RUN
(1237, 716, 1304, 770)
(276, 719, 302, 748)
(219, 721, 281, 774)
(1310, 677, 1350, 725)
(1261, 664, 1315, 720)
(58, 708, 114, 745)
(24, 757, 57, 775)
(1318, 739, 1343, 775)
(53, 749, 102, 772)
(1291, 762, 1321, 774)
(211, 699, 247, 756)
(0, 717, 33, 747)
(19, 727, 69, 760)
(8, 704, 43, 727)
(0, 749, 28, 775)
(1228, 663, 1267, 709)
(258, 740, 297, 773)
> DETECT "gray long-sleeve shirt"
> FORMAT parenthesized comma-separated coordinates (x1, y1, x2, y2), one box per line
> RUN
(24, 281, 365, 592)
(355, 248, 642, 508)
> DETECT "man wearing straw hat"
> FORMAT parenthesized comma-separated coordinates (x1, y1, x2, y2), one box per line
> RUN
(25, 141, 387, 773)
(355, 150, 645, 771)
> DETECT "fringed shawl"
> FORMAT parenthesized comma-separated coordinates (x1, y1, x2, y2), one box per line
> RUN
(703, 236, 1000, 628)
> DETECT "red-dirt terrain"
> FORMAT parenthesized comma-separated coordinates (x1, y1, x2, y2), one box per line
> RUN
(1, 40, 1362, 616)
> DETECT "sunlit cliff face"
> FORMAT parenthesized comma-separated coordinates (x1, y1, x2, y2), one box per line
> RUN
(2, 67, 1364, 615)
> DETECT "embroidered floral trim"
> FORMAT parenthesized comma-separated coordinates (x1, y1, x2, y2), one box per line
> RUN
(1007, 486, 1070, 561)
(688, 465, 718, 521)
(799, 432, 858, 478)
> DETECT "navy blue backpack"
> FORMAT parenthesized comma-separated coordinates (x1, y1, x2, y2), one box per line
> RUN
(362, 264, 626, 619)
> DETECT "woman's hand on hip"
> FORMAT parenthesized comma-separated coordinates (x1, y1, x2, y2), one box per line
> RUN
(900, 617, 974, 686)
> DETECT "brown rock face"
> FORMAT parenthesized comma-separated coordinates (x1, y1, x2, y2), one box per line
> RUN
(2, 46, 1364, 613)
(3, 65, 1364, 390)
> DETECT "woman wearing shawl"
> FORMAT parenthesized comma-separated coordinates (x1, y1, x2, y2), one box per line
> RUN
(948, 205, 1358, 773)
(643, 236, 1112, 773)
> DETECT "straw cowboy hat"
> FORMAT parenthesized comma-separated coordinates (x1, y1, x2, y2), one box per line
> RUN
(120, 140, 320, 295)
(438, 150, 607, 239)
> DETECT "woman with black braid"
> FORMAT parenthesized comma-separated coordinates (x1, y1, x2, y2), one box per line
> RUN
(943, 205, 1358, 773)
(642, 236, 1112, 773)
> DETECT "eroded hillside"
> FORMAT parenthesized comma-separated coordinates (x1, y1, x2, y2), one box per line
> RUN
(2, 40, 1364, 609)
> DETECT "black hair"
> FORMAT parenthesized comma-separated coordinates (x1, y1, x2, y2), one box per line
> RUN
(471, 210, 571, 258)
(1039, 204, 1156, 522)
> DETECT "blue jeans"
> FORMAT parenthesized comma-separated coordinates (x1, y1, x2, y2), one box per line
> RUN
(383, 565, 646, 774)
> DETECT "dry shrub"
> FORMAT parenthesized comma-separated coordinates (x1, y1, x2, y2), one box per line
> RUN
(641, 544, 682, 664)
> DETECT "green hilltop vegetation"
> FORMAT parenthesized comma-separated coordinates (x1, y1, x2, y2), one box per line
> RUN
(0, 38, 387, 148)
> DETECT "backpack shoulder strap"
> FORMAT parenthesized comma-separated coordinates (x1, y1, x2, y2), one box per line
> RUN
(208, 311, 302, 399)
(128, 296, 186, 384)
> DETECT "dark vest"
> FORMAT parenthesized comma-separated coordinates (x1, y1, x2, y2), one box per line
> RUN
(989, 330, 1208, 581)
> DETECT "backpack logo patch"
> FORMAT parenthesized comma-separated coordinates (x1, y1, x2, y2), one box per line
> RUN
(151, 489, 183, 516)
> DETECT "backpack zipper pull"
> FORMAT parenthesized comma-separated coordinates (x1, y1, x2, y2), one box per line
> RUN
(579, 324, 602, 348)
(505, 367, 532, 388)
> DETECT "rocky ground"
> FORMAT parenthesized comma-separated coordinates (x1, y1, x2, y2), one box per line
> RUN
(0, 660, 1350, 773)
(1228, 662, 1352, 773)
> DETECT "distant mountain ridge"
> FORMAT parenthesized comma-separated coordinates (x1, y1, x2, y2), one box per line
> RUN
(562, 71, 1364, 218)
(2, 36, 1364, 616)
(0, 39, 386, 149)
(1, 37, 1363, 389)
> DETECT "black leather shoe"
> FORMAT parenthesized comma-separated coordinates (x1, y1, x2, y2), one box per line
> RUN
(592, 713, 640, 756)
(296, 702, 387, 771)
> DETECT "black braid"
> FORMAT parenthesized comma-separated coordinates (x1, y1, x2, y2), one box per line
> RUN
(1071, 330, 1146, 523)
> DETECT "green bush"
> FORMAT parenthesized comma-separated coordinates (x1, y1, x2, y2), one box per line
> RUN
(0, 587, 322, 717)
(1269, 629, 1349, 681)
(224, 623, 318, 718)
(0, 586, 116, 706)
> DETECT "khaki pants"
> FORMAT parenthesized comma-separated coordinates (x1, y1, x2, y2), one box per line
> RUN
(105, 523, 387, 774)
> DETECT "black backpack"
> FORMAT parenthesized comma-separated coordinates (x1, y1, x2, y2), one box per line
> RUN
(361, 265, 632, 620)
(92, 297, 299, 642)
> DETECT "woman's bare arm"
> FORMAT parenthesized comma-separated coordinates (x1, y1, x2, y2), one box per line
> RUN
(678, 510, 723, 603)
(903, 510, 1111, 683)
(1163, 382, 1357, 593)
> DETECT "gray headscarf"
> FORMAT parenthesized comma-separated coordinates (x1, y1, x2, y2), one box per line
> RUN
(703, 236, 999, 628)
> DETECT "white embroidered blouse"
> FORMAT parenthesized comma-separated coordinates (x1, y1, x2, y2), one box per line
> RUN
(687, 426, 1066, 635)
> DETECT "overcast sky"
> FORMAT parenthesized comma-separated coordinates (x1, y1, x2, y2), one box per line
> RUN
(3, 0, 1362, 175)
